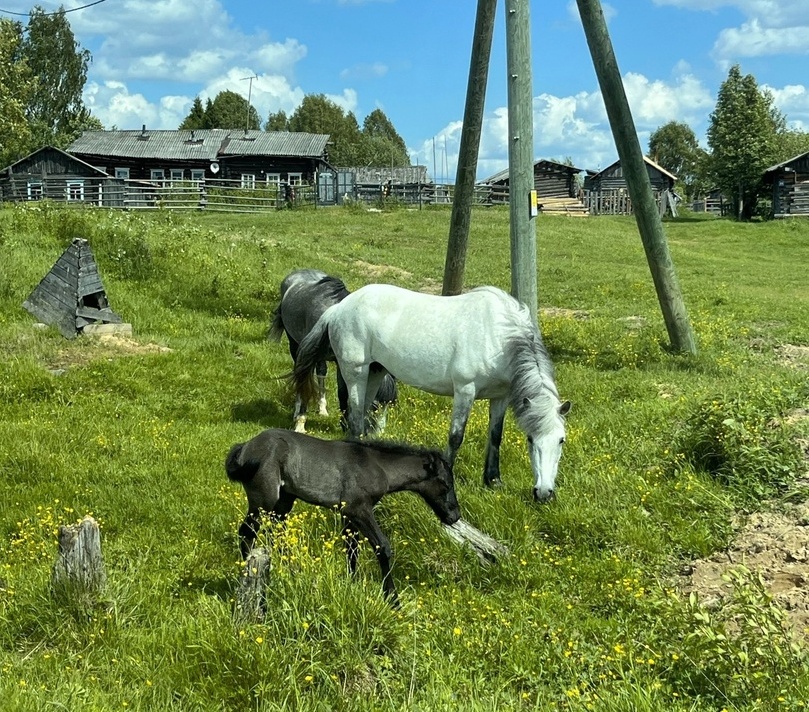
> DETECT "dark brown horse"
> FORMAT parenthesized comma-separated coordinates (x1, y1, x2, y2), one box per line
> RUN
(225, 429, 460, 606)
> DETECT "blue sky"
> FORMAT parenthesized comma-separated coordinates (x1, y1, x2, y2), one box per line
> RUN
(3, 0, 809, 180)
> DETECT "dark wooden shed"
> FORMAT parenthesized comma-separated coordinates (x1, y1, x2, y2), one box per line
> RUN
(0, 146, 110, 204)
(482, 159, 584, 199)
(584, 155, 677, 194)
(763, 151, 809, 217)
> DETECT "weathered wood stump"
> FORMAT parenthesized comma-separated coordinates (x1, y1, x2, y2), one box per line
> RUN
(443, 518, 510, 564)
(233, 547, 271, 625)
(51, 515, 106, 610)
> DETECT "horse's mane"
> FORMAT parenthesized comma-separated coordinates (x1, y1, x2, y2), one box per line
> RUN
(485, 291, 561, 433)
(315, 275, 351, 303)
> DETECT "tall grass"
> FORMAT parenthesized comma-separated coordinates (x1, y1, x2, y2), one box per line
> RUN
(1, 202, 808, 710)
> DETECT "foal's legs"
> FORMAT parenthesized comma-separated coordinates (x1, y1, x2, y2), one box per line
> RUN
(483, 397, 508, 487)
(238, 509, 262, 559)
(447, 384, 476, 469)
(345, 507, 399, 608)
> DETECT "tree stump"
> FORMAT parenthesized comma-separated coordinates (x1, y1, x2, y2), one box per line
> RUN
(51, 515, 106, 611)
(234, 548, 271, 626)
(443, 518, 510, 565)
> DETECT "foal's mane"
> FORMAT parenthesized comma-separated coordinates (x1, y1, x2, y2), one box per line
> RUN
(346, 438, 448, 467)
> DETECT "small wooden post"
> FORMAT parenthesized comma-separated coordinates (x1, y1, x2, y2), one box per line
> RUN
(51, 515, 106, 610)
(234, 547, 271, 626)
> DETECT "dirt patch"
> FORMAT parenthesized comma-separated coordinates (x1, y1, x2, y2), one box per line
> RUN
(778, 343, 809, 370)
(681, 409, 809, 638)
(48, 333, 172, 371)
(352, 260, 413, 282)
(541, 307, 590, 321)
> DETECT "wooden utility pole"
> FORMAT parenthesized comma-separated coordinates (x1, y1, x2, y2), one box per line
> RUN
(576, 0, 697, 354)
(505, 0, 538, 322)
(443, 0, 498, 296)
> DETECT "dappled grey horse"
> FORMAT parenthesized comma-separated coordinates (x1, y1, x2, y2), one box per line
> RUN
(269, 269, 397, 433)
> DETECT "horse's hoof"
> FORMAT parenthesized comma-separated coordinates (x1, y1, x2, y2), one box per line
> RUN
(293, 418, 307, 434)
(485, 478, 503, 489)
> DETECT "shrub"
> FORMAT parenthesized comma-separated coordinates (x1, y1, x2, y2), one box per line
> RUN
(672, 383, 806, 500)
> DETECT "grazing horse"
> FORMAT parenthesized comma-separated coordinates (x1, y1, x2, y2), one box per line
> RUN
(225, 428, 460, 606)
(269, 269, 397, 433)
(292, 284, 570, 502)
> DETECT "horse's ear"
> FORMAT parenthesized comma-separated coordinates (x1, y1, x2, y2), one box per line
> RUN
(523, 397, 530, 409)
(559, 400, 572, 416)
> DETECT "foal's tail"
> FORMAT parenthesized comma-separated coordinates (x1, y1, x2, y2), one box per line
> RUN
(225, 442, 261, 483)
(289, 311, 334, 405)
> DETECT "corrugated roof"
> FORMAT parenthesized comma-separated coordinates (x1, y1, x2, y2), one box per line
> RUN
(67, 129, 330, 160)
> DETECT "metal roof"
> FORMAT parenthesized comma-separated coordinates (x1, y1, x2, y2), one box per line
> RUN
(67, 129, 330, 161)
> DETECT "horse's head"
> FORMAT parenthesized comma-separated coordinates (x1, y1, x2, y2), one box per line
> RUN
(420, 451, 461, 525)
(523, 398, 571, 503)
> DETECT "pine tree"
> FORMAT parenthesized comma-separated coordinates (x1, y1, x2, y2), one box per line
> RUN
(179, 97, 206, 130)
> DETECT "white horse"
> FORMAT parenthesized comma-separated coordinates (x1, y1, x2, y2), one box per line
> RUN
(291, 284, 570, 501)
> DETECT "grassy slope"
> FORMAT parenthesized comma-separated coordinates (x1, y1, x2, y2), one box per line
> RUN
(0, 203, 807, 711)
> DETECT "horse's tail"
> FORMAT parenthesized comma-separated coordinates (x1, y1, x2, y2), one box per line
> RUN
(225, 442, 261, 483)
(289, 310, 334, 405)
(376, 373, 398, 405)
(268, 300, 285, 342)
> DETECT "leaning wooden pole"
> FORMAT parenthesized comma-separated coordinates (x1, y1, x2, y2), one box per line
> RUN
(576, 0, 697, 354)
(505, 0, 538, 322)
(443, 0, 498, 296)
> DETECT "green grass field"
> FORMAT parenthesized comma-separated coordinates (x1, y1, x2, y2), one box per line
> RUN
(0, 202, 808, 711)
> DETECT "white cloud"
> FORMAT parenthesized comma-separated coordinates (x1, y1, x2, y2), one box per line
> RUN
(413, 68, 716, 181)
(652, 1, 809, 60)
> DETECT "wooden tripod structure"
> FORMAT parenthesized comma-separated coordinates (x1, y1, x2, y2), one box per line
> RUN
(443, 0, 697, 354)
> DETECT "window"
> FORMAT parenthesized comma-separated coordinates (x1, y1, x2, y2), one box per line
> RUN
(241, 173, 256, 189)
(265, 173, 280, 186)
(66, 180, 85, 201)
(27, 181, 43, 200)
(170, 169, 184, 182)
(190, 169, 205, 183)
(287, 172, 302, 186)
(115, 167, 130, 180)
(150, 169, 165, 184)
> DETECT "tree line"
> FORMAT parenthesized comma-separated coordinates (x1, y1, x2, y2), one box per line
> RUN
(2, 9, 809, 219)
(178, 92, 410, 167)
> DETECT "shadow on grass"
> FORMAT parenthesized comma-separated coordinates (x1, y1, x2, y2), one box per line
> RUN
(230, 398, 290, 428)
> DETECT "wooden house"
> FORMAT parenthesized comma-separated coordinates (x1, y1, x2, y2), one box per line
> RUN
(584, 155, 676, 194)
(762, 151, 809, 217)
(67, 128, 332, 190)
(482, 159, 584, 199)
(583, 156, 677, 215)
(0, 146, 111, 204)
